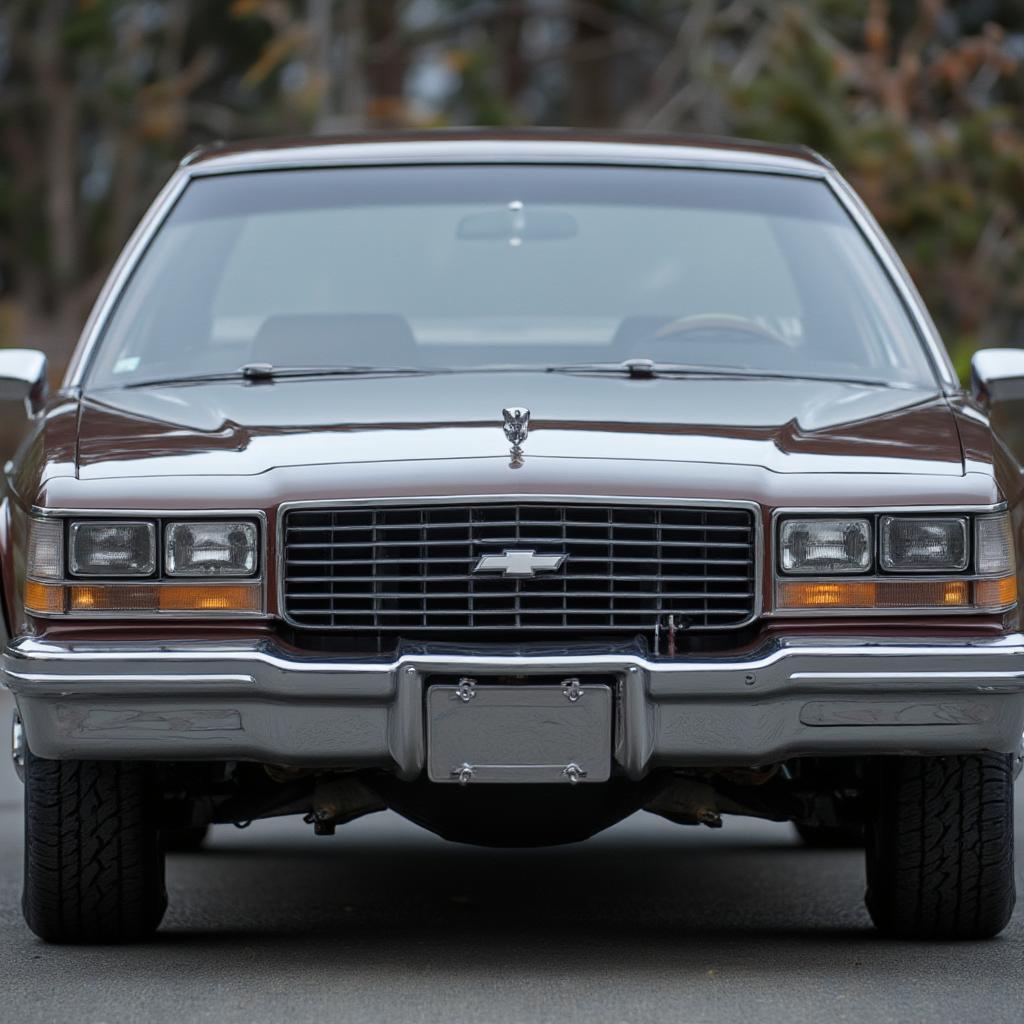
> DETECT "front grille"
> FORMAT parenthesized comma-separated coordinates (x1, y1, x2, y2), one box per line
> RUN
(282, 503, 757, 632)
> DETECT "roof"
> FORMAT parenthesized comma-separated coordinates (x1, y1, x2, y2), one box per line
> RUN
(181, 128, 832, 178)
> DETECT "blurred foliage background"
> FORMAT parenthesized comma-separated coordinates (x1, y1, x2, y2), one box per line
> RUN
(1, 0, 1023, 384)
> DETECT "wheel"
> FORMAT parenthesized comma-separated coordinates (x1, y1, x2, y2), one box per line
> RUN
(865, 753, 1015, 940)
(22, 750, 167, 943)
(794, 821, 864, 849)
(162, 824, 209, 852)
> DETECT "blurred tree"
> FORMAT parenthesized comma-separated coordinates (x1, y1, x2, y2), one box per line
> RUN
(0, 0, 1021, 380)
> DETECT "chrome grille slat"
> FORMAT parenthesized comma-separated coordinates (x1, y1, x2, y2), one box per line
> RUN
(282, 502, 757, 632)
(286, 589, 756, 599)
(286, 521, 750, 533)
(284, 538, 753, 551)
(286, 573, 753, 583)
(285, 557, 753, 568)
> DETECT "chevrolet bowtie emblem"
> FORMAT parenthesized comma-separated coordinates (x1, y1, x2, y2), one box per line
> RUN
(473, 549, 568, 578)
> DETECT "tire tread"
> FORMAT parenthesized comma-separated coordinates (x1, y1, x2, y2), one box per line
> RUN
(866, 753, 1015, 940)
(23, 753, 166, 943)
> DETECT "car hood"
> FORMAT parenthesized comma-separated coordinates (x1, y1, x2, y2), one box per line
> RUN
(75, 372, 964, 480)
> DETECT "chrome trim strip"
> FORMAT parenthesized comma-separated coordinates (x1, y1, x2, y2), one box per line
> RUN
(6, 634, 1024, 686)
(276, 494, 764, 633)
(186, 141, 829, 178)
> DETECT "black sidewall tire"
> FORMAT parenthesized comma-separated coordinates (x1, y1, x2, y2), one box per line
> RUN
(22, 750, 167, 944)
(865, 753, 1015, 940)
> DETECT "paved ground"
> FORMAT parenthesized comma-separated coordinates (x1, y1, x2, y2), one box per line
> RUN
(1, 688, 1022, 1024)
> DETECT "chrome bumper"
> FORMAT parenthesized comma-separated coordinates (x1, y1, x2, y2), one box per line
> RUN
(5, 635, 1024, 777)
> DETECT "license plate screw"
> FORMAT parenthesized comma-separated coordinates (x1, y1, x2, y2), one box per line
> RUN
(562, 762, 587, 784)
(561, 677, 583, 702)
(453, 763, 475, 785)
(454, 678, 477, 702)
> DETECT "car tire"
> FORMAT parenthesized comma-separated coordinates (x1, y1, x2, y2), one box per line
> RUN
(865, 753, 1015, 940)
(794, 822, 864, 849)
(22, 750, 167, 944)
(162, 824, 210, 852)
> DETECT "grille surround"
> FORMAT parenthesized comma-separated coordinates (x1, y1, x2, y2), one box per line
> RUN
(279, 498, 761, 633)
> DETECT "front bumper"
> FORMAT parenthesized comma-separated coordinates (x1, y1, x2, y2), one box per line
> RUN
(5, 635, 1024, 777)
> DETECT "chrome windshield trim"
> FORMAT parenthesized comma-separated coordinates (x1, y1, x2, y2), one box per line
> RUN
(184, 139, 829, 178)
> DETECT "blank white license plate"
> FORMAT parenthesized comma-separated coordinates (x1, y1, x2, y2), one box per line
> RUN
(426, 682, 612, 784)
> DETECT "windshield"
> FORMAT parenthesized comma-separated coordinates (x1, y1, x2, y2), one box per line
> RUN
(85, 165, 938, 390)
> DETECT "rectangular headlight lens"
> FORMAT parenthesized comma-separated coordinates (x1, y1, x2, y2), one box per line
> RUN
(880, 516, 967, 572)
(165, 521, 258, 577)
(976, 513, 1014, 576)
(779, 518, 871, 574)
(69, 521, 156, 577)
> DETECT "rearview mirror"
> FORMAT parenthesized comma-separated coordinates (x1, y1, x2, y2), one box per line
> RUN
(0, 348, 48, 416)
(970, 348, 1024, 408)
(457, 206, 578, 243)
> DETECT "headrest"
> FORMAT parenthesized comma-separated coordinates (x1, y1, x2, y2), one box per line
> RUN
(249, 313, 417, 367)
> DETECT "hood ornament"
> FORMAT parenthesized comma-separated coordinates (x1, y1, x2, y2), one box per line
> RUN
(502, 406, 530, 467)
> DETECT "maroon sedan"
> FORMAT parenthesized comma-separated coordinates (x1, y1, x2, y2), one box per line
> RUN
(2, 132, 1022, 943)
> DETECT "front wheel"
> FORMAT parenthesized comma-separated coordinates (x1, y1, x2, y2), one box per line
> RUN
(22, 751, 167, 943)
(865, 753, 1015, 940)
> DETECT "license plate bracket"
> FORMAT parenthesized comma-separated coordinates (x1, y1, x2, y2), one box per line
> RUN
(426, 679, 612, 784)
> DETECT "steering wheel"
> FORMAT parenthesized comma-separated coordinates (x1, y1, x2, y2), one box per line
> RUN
(652, 314, 791, 347)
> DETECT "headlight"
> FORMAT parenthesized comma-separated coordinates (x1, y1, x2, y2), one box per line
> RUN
(69, 521, 156, 577)
(776, 507, 1017, 614)
(880, 516, 967, 572)
(779, 518, 871, 574)
(165, 521, 258, 577)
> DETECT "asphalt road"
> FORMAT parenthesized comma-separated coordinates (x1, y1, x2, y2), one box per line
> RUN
(1, 688, 1022, 1024)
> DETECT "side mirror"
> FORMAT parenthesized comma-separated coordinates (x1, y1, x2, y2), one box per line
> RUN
(0, 349, 48, 417)
(970, 348, 1024, 409)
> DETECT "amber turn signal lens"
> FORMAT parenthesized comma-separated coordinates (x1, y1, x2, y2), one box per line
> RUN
(778, 578, 972, 610)
(974, 574, 1017, 610)
(67, 583, 261, 614)
(157, 585, 261, 612)
(24, 581, 65, 614)
(70, 585, 157, 612)
(777, 580, 876, 609)
(876, 579, 970, 608)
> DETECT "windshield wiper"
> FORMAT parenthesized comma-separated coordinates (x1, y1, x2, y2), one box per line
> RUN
(546, 359, 916, 389)
(122, 364, 445, 389)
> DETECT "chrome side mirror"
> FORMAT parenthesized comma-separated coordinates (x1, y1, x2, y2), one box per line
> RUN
(0, 349, 48, 417)
(970, 348, 1024, 407)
